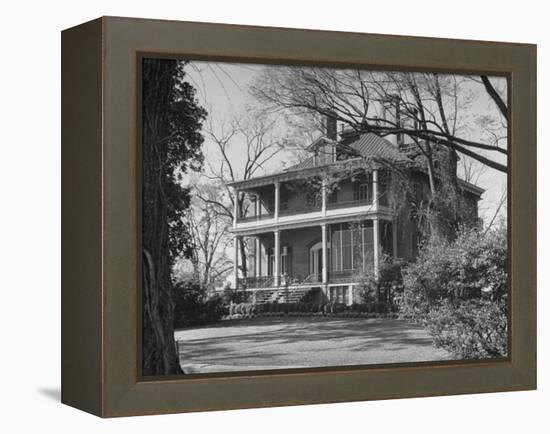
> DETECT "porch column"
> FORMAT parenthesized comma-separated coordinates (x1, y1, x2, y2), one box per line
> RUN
(348, 285, 354, 306)
(321, 178, 327, 216)
(256, 194, 262, 218)
(233, 188, 239, 228)
(373, 217, 380, 278)
(233, 235, 239, 289)
(274, 230, 280, 287)
(274, 181, 280, 221)
(255, 237, 261, 277)
(392, 218, 398, 258)
(321, 224, 328, 284)
(372, 169, 379, 211)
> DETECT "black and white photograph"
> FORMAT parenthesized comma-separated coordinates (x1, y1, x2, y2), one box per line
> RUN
(141, 58, 508, 376)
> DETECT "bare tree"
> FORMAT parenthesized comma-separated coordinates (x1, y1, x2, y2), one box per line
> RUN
(251, 68, 507, 173)
(251, 68, 507, 238)
(180, 182, 233, 289)
(460, 155, 488, 186)
(198, 113, 284, 278)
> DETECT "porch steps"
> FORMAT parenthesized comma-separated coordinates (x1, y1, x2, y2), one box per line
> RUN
(254, 288, 311, 304)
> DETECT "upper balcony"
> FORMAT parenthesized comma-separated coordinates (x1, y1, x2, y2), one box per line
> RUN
(231, 168, 389, 231)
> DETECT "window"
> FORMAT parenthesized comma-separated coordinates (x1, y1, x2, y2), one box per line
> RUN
(331, 230, 342, 271)
(353, 173, 373, 203)
(341, 229, 352, 270)
(280, 245, 292, 276)
(381, 221, 393, 256)
(266, 245, 292, 276)
(330, 222, 374, 272)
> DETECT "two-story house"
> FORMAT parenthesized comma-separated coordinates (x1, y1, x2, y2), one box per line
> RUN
(226, 116, 484, 305)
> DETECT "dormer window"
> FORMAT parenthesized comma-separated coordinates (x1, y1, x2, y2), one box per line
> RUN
(353, 173, 374, 203)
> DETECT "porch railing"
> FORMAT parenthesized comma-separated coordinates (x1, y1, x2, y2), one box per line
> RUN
(236, 212, 274, 223)
(279, 202, 321, 216)
(301, 274, 322, 284)
(326, 197, 372, 210)
(328, 269, 357, 283)
(237, 276, 274, 289)
(238, 270, 360, 289)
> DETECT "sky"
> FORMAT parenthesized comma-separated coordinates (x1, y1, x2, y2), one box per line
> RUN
(184, 60, 508, 226)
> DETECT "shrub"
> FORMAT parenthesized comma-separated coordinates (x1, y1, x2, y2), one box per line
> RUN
(173, 281, 225, 328)
(401, 225, 508, 358)
(355, 256, 405, 304)
(402, 226, 507, 318)
(426, 299, 508, 359)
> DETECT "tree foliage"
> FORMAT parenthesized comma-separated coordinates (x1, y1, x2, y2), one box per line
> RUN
(141, 58, 207, 376)
(173, 281, 225, 328)
(401, 225, 507, 358)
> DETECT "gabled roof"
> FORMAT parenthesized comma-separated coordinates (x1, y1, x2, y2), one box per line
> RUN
(227, 132, 484, 197)
(345, 133, 412, 163)
(285, 132, 411, 172)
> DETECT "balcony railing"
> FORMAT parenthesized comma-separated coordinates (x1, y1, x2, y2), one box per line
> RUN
(236, 212, 274, 223)
(279, 202, 321, 216)
(326, 197, 372, 210)
(234, 198, 376, 224)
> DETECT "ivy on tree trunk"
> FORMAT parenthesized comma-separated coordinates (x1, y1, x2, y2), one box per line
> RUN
(141, 58, 207, 376)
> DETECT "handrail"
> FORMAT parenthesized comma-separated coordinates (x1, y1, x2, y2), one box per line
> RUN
(279, 202, 321, 216)
(326, 198, 372, 210)
(236, 213, 274, 223)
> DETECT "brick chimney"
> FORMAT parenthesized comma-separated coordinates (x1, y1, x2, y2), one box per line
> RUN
(325, 113, 337, 141)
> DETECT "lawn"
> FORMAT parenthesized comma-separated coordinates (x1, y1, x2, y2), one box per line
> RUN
(175, 317, 452, 374)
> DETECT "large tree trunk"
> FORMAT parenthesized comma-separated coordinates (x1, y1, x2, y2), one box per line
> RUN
(141, 59, 183, 376)
(142, 249, 181, 375)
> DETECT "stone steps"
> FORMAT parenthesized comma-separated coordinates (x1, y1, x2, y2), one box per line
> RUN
(254, 288, 311, 304)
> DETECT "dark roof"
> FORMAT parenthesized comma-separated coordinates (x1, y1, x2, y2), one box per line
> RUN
(228, 132, 484, 197)
(285, 132, 411, 172)
(285, 157, 315, 171)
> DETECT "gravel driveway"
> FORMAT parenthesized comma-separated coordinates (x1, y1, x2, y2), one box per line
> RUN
(175, 317, 452, 374)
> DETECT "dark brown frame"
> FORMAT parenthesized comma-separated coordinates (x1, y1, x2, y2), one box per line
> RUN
(61, 16, 536, 417)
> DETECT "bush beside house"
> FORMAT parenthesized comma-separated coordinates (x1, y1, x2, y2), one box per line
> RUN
(401, 225, 507, 359)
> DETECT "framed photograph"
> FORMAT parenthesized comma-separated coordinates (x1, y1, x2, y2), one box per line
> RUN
(61, 16, 536, 417)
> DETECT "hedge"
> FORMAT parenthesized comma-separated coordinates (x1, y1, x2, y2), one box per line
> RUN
(223, 301, 396, 320)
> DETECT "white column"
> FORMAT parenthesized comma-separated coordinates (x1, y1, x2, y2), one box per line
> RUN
(233, 189, 239, 228)
(373, 217, 380, 278)
(233, 235, 239, 289)
(392, 218, 398, 259)
(372, 169, 379, 211)
(274, 230, 280, 287)
(321, 179, 327, 216)
(322, 224, 328, 284)
(348, 285, 354, 306)
(274, 181, 280, 221)
(255, 237, 261, 277)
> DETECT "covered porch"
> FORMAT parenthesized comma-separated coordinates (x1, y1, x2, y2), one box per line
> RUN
(231, 218, 397, 299)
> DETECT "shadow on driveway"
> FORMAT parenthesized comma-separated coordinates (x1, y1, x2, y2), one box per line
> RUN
(175, 317, 452, 374)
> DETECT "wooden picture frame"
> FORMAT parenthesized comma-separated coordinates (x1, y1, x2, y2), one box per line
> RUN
(61, 16, 536, 417)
